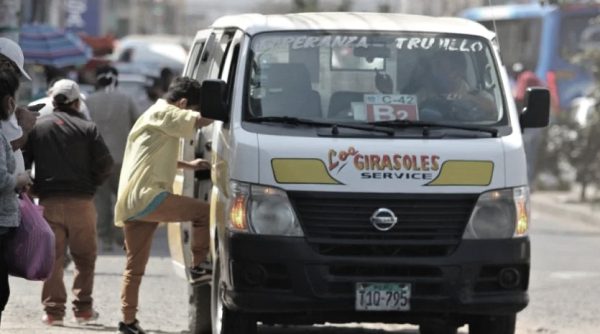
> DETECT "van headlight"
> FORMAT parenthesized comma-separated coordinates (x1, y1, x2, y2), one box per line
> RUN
(227, 181, 303, 237)
(463, 186, 530, 239)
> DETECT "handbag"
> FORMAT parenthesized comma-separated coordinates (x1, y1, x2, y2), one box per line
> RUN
(3, 194, 55, 280)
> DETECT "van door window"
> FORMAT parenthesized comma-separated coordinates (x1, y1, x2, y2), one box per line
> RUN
(206, 31, 234, 79)
(220, 31, 244, 106)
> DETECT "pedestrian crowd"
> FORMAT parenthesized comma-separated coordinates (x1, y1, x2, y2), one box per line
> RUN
(0, 37, 213, 334)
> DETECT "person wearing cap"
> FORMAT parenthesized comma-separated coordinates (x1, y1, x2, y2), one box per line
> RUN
(86, 65, 140, 251)
(0, 37, 38, 174)
(30, 77, 92, 120)
(23, 79, 114, 327)
(114, 77, 213, 334)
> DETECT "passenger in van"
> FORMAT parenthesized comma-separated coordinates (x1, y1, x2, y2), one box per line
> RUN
(114, 77, 213, 334)
(417, 51, 497, 123)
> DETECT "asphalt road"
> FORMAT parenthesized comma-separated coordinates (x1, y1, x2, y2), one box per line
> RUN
(2, 204, 600, 334)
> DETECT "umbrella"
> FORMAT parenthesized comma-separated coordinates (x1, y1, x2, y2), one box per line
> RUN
(19, 24, 92, 68)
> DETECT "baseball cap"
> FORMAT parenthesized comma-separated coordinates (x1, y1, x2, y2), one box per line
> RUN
(50, 79, 81, 104)
(0, 37, 31, 80)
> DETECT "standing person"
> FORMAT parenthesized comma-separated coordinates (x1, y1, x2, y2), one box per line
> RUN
(86, 65, 140, 251)
(24, 79, 114, 326)
(511, 64, 546, 186)
(0, 70, 33, 326)
(115, 77, 213, 334)
(30, 77, 92, 120)
(0, 37, 38, 174)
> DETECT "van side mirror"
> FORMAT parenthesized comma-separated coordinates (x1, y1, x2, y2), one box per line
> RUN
(200, 79, 229, 122)
(520, 87, 550, 128)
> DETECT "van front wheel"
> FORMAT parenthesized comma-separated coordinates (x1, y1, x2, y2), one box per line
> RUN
(211, 257, 257, 334)
(469, 314, 516, 334)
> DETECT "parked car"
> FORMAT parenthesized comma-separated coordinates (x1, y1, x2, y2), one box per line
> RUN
(112, 34, 190, 78)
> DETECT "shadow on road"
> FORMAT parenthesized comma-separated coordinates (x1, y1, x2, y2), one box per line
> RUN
(58, 324, 187, 334)
(259, 325, 420, 333)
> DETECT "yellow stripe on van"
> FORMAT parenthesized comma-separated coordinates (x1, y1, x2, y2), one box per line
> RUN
(428, 161, 494, 186)
(272, 159, 342, 185)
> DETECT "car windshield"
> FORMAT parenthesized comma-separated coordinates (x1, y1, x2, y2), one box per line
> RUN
(246, 32, 506, 127)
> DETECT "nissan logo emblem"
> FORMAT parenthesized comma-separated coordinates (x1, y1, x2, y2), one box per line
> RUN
(370, 208, 398, 231)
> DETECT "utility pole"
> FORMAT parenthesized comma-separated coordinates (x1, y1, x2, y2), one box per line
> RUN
(0, 0, 21, 41)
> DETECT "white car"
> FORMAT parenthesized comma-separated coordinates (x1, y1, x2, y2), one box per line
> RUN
(111, 34, 189, 77)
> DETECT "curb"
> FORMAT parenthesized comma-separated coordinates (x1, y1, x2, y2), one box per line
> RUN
(531, 192, 600, 227)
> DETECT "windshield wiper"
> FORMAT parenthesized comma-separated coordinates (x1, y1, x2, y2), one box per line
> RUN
(370, 119, 499, 138)
(247, 116, 394, 136)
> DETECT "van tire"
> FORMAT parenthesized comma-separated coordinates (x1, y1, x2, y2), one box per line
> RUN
(211, 256, 257, 334)
(188, 282, 212, 334)
(469, 314, 516, 334)
(420, 322, 458, 334)
(221, 307, 257, 334)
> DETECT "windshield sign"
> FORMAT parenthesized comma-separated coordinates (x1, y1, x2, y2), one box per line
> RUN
(248, 32, 506, 128)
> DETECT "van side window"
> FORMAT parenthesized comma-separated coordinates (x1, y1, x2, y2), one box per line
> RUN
(206, 31, 234, 80)
(186, 40, 206, 78)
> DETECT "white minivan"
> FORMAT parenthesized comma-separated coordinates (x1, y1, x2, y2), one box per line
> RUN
(169, 12, 550, 334)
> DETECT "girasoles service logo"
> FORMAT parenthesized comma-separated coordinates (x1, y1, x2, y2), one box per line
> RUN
(328, 146, 441, 181)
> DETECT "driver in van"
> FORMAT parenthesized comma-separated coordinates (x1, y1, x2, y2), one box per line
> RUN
(417, 50, 497, 122)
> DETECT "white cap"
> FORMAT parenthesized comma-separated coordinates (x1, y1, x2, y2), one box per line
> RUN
(50, 79, 81, 104)
(0, 37, 31, 80)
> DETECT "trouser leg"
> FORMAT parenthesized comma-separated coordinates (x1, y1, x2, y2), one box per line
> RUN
(40, 199, 68, 318)
(120, 220, 158, 324)
(66, 198, 97, 314)
(0, 233, 10, 323)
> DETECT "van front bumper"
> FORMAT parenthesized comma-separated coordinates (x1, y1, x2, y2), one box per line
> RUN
(220, 234, 529, 323)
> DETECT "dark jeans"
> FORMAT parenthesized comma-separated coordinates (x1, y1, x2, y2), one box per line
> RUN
(0, 227, 15, 323)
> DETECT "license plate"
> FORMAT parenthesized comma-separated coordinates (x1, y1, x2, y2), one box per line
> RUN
(355, 282, 411, 311)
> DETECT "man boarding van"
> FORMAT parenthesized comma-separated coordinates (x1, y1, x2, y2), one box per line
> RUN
(168, 12, 550, 334)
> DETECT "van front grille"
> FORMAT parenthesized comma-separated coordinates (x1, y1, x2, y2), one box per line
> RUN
(288, 192, 477, 257)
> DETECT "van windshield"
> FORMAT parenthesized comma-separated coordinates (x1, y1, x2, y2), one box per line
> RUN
(246, 32, 507, 127)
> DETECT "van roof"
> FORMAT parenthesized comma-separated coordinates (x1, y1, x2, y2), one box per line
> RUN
(209, 12, 495, 40)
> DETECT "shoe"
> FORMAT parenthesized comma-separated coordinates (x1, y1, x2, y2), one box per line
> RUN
(118, 319, 146, 334)
(74, 309, 99, 325)
(42, 314, 64, 326)
(189, 263, 212, 284)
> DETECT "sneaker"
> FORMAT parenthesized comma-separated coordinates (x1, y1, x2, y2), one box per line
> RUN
(74, 309, 99, 325)
(41, 314, 64, 326)
(189, 264, 212, 284)
(118, 319, 146, 334)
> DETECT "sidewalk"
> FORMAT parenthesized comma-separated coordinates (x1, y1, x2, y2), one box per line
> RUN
(531, 189, 600, 227)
